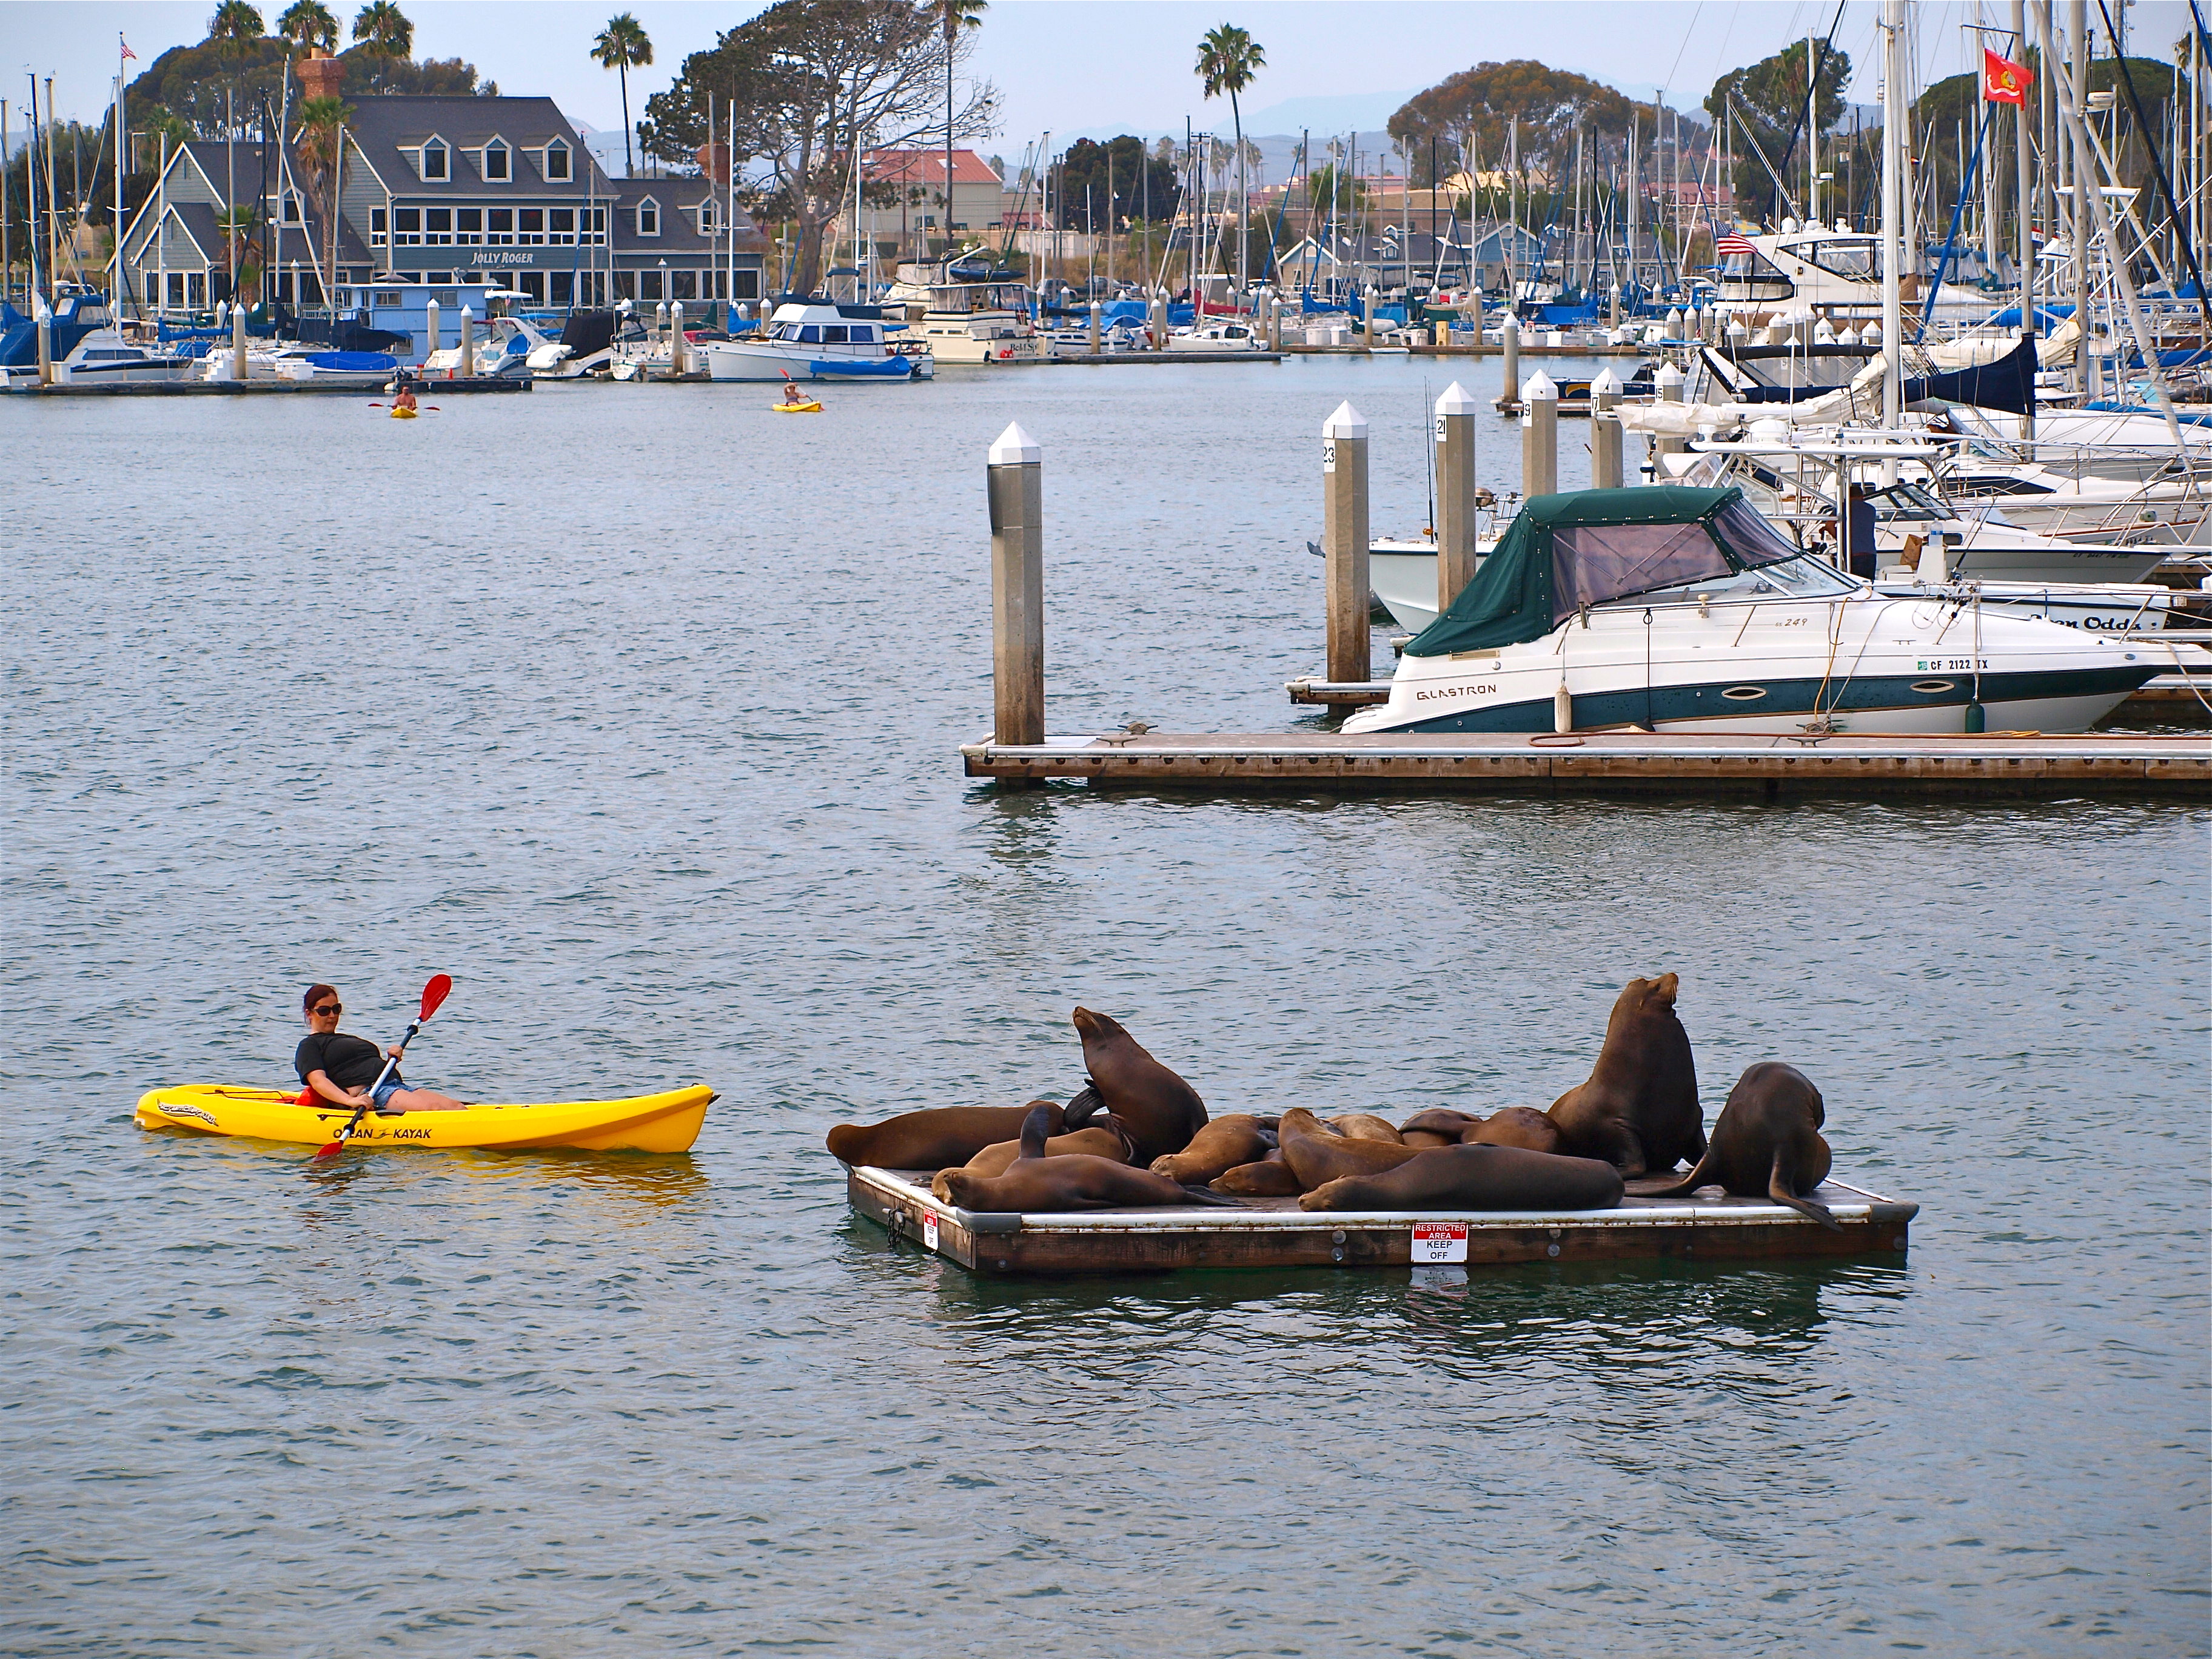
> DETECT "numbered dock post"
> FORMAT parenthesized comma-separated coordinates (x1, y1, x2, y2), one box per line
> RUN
(1150, 291, 1167, 350)
(1322, 400, 1372, 685)
(988, 422, 1047, 762)
(458, 306, 475, 378)
(232, 298, 249, 381)
(670, 301, 686, 375)
(1088, 298, 1102, 355)
(1521, 371, 1558, 497)
(1590, 367, 1624, 489)
(1362, 285, 1378, 348)
(1654, 359, 1686, 458)
(424, 297, 440, 371)
(36, 311, 52, 384)
(1500, 314, 1519, 406)
(1434, 381, 1480, 614)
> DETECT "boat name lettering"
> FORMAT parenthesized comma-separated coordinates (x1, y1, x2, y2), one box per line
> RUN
(1917, 659, 1990, 672)
(161, 1103, 220, 1126)
(1413, 682, 1497, 702)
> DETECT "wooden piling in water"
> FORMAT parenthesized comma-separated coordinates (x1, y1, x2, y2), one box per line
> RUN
(1500, 315, 1519, 407)
(1521, 372, 1558, 497)
(1592, 367, 1624, 490)
(1434, 381, 1480, 614)
(988, 423, 1046, 766)
(1322, 401, 1372, 686)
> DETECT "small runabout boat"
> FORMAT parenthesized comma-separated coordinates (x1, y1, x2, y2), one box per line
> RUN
(134, 1084, 714, 1153)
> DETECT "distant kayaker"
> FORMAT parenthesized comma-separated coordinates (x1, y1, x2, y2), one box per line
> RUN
(296, 984, 465, 1112)
(392, 384, 419, 414)
(780, 377, 803, 404)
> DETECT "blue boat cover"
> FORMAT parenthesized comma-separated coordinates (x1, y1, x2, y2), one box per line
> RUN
(808, 356, 911, 378)
(305, 352, 400, 372)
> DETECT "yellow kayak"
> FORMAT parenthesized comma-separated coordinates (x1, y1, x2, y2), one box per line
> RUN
(389, 405, 419, 418)
(134, 1084, 714, 1153)
(773, 399, 822, 413)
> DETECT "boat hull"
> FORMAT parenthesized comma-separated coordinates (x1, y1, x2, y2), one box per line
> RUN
(134, 1084, 715, 1152)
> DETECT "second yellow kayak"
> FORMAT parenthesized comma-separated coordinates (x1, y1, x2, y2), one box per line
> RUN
(135, 1084, 714, 1152)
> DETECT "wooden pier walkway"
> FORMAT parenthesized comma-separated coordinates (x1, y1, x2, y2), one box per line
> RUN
(851, 1164, 1917, 1277)
(962, 728, 2212, 794)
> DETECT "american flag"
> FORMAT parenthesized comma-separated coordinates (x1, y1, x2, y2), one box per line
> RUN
(1717, 232, 1755, 256)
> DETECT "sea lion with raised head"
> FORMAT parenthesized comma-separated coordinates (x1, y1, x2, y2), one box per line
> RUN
(1299, 1143, 1625, 1212)
(1467, 1107, 1565, 1155)
(1278, 1108, 1426, 1189)
(1071, 1007, 1210, 1165)
(937, 1102, 1237, 1212)
(1150, 1114, 1276, 1184)
(1210, 1155, 1305, 1197)
(828, 1085, 1105, 1170)
(1544, 973, 1705, 1176)
(1399, 1108, 1482, 1148)
(1327, 1113, 1405, 1143)
(1629, 1061, 1838, 1229)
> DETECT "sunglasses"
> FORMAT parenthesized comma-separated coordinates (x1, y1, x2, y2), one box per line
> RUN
(311, 1003, 341, 1016)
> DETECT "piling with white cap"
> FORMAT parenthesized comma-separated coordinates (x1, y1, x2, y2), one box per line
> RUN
(1520, 372, 1558, 497)
(1653, 360, 1686, 458)
(458, 306, 475, 378)
(988, 421, 1046, 757)
(670, 301, 686, 375)
(1149, 291, 1167, 350)
(36, 312, 52, 384)
(1433, 381, 1481, 614)
(1362, 284, 1378, 348)
(1500, 313, 1520, 406)
(1590, 367, 1624, 489)
(424, 297, 440, 370)
(232, 297, 249, 381)
(1322, 400, 1372, 685)
(1088, 298, 1102, 355)
(1666, 306, 1684, 340)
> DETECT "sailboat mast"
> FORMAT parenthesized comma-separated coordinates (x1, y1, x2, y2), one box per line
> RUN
(1880, 0, 1905, 441)
(2012, 0, 2036, 442)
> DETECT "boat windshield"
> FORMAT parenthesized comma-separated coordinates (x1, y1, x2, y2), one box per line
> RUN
(1864, 481, 1951, 520)
(1621, 553, 1860, 606)
(1801, 240, 1880, 280)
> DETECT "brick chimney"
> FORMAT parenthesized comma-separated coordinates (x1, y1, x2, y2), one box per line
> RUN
(296, 47, 344, 102)
(695, 141, 731, 184)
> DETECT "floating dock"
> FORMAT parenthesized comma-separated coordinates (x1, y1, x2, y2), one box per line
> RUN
(850, 1164, 1916, 1277)
(4, 375, 531, 397)
(1043, 350, 1284, 366)
(962, 728, 2212, 793)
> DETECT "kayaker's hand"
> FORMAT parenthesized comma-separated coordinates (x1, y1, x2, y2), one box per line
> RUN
(386, 1044, 405, 1061)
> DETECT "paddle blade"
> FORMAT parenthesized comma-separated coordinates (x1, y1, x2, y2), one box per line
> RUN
(420, 974, 454, 1021)
(310, 1138, 344, 1159)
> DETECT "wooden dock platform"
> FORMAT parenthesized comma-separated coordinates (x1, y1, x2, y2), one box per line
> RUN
(961, 728, 2212, 793)
(1042, 350, 1283, 365)
(5, 375, 531, 397)
(850, 1164, 1916, 1277)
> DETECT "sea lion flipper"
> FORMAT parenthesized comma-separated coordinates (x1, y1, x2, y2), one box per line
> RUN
(1771, 1150, 1841, 1231)
(1628, 1145, 1715, 1199)
(1062, 1082, 1105, 1127)
(1180, 1182, 1244, 1207)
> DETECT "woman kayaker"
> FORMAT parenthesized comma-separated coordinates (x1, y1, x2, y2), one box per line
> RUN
(296, 984, 465, 1112)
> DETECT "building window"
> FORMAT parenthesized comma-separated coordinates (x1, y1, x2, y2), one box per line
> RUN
(420, 138, 449, 182)
(167, 272, 187, 307)
(520, 272, 546, 301)
(488, 207, 514, 243)
(586, 206, 607, 244)
(543, 139, 571, 181)
(483, 139, 509, 182)
(520, 208, 544, 244)
(549, 207, 575, 241)
(370, 207, 387, 244)
(671, 270, 696, 300)
(636, 198, 659, 237)
(551, 271, 574, 304)
(638, 269, 664, 301)
(613, 271, 635, 301)
(374, 289, 401, 306)
(426, 207, 452, 243)
(457, 207, 482, 242)
(283, 190, 304, 223)
(393, 206, 421, 244)
(697, 199, 716, 233)
(734, 269, 760, 300)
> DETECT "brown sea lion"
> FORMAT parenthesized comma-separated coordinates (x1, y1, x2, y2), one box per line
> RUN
(1150, 1114, 1275, 1183)
(1468, 1107, 1564, 1154)
(1629, 1062, 1838, 1229)
(1299, 1144, 1625, 1212)
(1544, 973, 1705, 1176)
(936, 1100, 1238, 1213)
(1072, 1006, 1210, 1164)
(828, 1084, 1106, 1170)
(1399, 1108, 1482, 1148)
(942, 1119, 1133, 1189)
(1279, 1108, 1426, 1188)
(1327, 1113, 1405, 1143)
(1210, 1156, 1305, 1196)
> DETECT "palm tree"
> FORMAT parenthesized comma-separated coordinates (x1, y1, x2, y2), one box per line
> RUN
(350, 1, 412, 90)
(591, 13, 652, 178)
(1196, 22, 1264, 302)
(276, 0, 338, 51)
(295, 91, 350, 299)
(936, 0, 986, 256)
(209, 1, 266, 49)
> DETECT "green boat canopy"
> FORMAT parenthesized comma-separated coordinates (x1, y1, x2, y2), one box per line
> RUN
(1403, 485, 1804, 657)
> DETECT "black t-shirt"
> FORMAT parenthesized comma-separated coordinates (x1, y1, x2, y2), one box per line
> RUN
(295, 1031, 394, 1091)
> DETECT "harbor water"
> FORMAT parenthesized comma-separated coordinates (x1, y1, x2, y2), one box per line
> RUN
(6, 361, 2207, 1656)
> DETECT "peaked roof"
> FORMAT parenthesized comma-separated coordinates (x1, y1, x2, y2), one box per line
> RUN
(338, 95, 605, 195)
(864, 149, 1002, 187)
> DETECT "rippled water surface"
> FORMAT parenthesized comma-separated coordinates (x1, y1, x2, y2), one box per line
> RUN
(6, 361, 2208, 1657)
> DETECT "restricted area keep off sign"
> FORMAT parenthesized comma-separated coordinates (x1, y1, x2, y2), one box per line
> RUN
(1410, 1222, 1469, 1263)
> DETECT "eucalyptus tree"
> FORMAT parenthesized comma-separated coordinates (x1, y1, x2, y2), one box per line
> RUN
(1195, 22, 1263, 297)
(592, 13, 653, 177)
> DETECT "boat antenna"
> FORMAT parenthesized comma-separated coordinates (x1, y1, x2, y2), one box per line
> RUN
(1423, 375, 1436, 534)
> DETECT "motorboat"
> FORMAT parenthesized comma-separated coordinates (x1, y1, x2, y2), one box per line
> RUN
(200, 345, 401, 387)
(703, 301, 933, 381)
(0, 292, 194, 386)
(1169, 319, 1263, 351)
(1709, 218, 1989, 332)
(1344, 486, 2162, 737)
(886, 261, 1051, 365)
(420, 315, 538, 378)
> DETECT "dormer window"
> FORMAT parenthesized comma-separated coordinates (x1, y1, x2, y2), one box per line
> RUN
(544, 139, 571, 182)
(697, 199, 716, 233)
(636, 197, 659, 237)
(483, 139, 509, 182)
(420, 138, 449, 182)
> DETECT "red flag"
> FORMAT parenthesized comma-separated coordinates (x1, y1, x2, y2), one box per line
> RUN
(1983, 47, 2031, 104)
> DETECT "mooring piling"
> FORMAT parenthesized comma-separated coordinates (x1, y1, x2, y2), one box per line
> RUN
(1434, 380, 1480, 614)
(459, 306, 475, 378)
(1500, 315, 1520, 406)
(1521, 372, 1559, 497)
(988, 422, 1046, 765)
(1322, 400, 1373, 686)
(231, 300, 248, 381)
(1591, 367, 1624, 489)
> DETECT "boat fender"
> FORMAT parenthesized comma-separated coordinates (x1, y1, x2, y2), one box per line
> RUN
(999, 346, 1013, 360)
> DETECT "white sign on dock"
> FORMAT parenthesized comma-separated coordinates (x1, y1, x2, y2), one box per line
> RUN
(1410, 1221, 1470, 1263)
(923, 1210, 940, 1253)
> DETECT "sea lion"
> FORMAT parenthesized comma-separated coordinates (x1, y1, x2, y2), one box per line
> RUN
(1467, 1107, 1564, 1155)
(1629, 1061, 1838, 1229)
(1071, 1007, 1210, 1164)
(936, 1102, 1236, 1213)
(1544, 973, 1705, 1176)
(1210, 1155, 1305, 1197)
(828, 1085, 1105, 1170)
(1150, 1114, 1275, 1184)
(1299, 1144, 1625, 1212)
(1399, 1108, 1482, 1148)
(945, 1118, 1134, 1186)
(1279, 1108, 1426, 1188)
(1327, 1113, 1404, 1143)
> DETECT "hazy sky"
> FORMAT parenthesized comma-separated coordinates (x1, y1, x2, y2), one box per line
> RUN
(5, 0, 2194, 155)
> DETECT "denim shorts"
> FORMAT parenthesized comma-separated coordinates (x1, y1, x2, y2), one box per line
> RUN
(371, 1076, 409, 1109)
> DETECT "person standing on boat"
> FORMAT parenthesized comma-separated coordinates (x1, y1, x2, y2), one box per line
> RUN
(1844, 483, 1879, 580)
(296, 984, 465, 1112)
